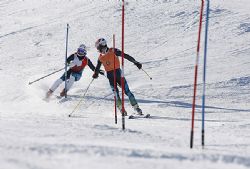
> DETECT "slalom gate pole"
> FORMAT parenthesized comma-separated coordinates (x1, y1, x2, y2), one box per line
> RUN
(190, 0, 204, 149)
(68, 78, 94, 117)
(64, 24, 69, 98)
(113, 34, 118, 124)
(202, 0, 210, 148)
(121, 0, 126, 130)
(28, 68, 64, 85)
(141, 68, 152, 80)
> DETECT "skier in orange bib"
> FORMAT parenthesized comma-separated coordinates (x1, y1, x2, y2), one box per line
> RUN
(92, 38, 143, 115)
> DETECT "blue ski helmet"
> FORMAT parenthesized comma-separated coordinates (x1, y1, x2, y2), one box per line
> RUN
(77, 44, 87, 56)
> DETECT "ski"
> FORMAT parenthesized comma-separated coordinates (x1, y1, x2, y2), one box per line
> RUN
(58, 97, 72, 103)
(43, 95, 72, 103)
(128, 114, 150, 119)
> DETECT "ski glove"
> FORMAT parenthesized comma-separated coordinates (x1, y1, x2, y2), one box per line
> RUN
(92, 72, 99, 79)
(134, 61, 142, 69)
(99, 70, 105, 75)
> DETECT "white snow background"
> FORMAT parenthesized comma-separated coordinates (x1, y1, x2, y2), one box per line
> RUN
(0, 0, 250, 168)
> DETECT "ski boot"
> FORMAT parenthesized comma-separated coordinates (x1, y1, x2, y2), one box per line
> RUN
(60, 89, 67, 97)
(133, 104, 143, 115)
(46, 89, 53, 98)
(117, 100, 127, 116)
(117, 106, 127, 116)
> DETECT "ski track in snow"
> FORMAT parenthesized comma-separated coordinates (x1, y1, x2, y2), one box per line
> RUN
(0, 0, 250, 169)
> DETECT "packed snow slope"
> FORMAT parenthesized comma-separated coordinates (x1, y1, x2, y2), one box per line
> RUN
(0, 0, 250, 169)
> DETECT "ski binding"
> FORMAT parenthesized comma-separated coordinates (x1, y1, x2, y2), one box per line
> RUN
(128, 113, 150, 119)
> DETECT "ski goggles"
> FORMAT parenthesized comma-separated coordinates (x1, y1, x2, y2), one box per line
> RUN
(77, 48, 86, 56)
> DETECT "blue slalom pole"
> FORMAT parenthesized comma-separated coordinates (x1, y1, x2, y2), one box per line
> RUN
(202, 0, 210, 148)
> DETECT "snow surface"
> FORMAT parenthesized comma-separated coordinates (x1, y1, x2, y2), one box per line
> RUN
(0, 0, 250, 168)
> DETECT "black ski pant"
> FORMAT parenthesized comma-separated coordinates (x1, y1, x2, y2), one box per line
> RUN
(106, 68, 137, 106)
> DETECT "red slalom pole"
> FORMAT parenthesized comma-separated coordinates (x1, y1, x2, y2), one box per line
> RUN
(190, 0, 204, 149)
(121, 0, 126, 130)
(113, 34, 117, 124)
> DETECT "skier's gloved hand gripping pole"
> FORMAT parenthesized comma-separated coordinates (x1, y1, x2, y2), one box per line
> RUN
(28, 68, 64, 85)
(92, 70, 105, 79)
(134, 61, 142, 69)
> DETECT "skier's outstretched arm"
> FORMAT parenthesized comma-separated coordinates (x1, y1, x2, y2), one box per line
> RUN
(114, 48, 142, 69)
(92, 60, 103, 79)
(87, 59, 96, 71)
(89, 59, 104, 75)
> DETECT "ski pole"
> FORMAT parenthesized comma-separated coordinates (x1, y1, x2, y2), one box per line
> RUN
(68, 78, 94, 117)
(142, 68, 152, 80)
(85, 92, 113, 109)
(28, 68, 64, 85)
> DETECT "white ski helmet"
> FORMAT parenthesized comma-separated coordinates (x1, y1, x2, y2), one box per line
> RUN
(79, 44, 86, 50)
(95, 38, 107, 52)
(77, 44, 87, 56)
